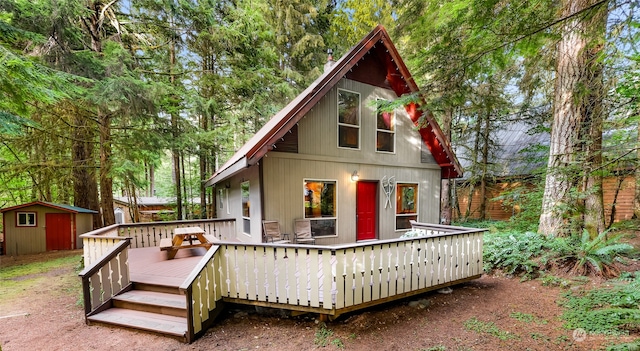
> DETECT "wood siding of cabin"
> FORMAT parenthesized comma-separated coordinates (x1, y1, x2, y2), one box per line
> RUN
(454, 175, 636, 224)
(262, 155, 441, 245)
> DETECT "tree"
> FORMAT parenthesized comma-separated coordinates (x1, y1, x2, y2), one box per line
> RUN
(538, 0, 609, 236)
(396, 0, 555, 222)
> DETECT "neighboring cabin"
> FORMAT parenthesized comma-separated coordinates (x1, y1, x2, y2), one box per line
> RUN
(453, 120, 635, 224)
(0, 201, 97, 256)
(205, 25, 462, 245)
(113, 196, 176, 223)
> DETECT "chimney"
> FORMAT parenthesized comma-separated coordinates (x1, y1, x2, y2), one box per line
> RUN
(324, 48, 335, 72)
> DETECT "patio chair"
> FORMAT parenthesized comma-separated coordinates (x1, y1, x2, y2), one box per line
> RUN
(293, 219, 316, 245)
(262, 220, 291, 244)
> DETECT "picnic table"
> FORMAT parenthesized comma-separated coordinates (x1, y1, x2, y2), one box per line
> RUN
(160, 226, 213, 259)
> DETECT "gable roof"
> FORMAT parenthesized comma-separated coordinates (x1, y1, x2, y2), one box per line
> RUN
(205, 25, 462, 186)
(0, 201, 98, 214)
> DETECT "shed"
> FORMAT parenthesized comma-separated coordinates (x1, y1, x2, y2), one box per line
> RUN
(0, 201, 97, 256)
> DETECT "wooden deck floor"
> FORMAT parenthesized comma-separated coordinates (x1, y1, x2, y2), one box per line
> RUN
(129, 246, 208, 287)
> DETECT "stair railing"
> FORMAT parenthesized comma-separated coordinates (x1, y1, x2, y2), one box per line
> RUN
(179, 244, 223, 343)
(78, 238, 132, 322)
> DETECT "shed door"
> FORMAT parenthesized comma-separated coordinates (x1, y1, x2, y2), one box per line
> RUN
(356, 181, 377, 241)
(46, 213, 72, 250)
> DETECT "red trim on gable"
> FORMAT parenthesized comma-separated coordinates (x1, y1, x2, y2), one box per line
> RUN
(405, 103, 460, 178)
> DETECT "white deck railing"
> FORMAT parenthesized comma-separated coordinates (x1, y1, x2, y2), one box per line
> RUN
(214, 228, 483, 311)
(80, 218, 236, 266)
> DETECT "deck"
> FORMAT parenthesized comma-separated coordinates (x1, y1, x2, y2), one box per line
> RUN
(79, 219, 485, 343)
(129, 246, 206, 287)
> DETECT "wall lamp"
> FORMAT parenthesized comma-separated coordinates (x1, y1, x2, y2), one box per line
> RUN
(351, 171, 360, 182)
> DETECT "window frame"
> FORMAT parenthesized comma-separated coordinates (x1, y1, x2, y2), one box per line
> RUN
(395, 182, 419, 231)
(375, 98, 396, 154)
(337, 88, 361, 150)
(241, 181, 250, 234)
(16, 211, 37, 227)
(303, 178, 338, 237)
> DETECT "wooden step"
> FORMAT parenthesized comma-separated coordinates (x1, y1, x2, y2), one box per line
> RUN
(88, 308, 187, 340)
(113, 290, 187, 317)
(133, 281, 182, 295)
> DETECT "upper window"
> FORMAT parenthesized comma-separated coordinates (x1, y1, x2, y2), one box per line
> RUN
(376, 99, 395, 153)
(304, 180, 337, 236)
(241, 181, 250, 234)
(17, 212, 36, 227)
(337, 89, 360, 149)
(395, 183, 418, 230)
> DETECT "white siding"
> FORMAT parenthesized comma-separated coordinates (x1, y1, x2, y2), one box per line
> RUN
(216, 165, 263, 243)
(298, 79, 436, 166)
(262, 155, 441, 245)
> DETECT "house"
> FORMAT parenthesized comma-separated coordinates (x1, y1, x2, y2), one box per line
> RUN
(113, 196, 176, 223)
(453, 120, 635, 223)
(205, 25, 462, 245)
(0, 201, 97, 256)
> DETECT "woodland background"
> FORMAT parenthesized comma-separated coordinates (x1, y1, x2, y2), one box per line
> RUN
(1, 0, 639, 238)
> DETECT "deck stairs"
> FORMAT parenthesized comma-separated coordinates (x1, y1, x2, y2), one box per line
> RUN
(87, 281, 189, 341)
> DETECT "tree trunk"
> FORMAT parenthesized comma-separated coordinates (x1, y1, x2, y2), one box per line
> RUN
(72, 113, 100, 228)
(635, 122, 640, 219)
(99, 112, 115, 226)
(580, 2, 607, 237)
(479, 111, 491, 220)
(539, 0, 607, 236)
(181, 151, 188, 219)
(169, 16, 183, 221)
(172, 149, 182, 219)
(440, 107, 453, 224)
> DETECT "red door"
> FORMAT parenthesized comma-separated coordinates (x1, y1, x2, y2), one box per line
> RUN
(46, 213, 72, 250)
(356, 181, 377, 241)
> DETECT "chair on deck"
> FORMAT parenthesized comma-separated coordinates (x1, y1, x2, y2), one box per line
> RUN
(293, 219, 316, 245)
(262, 220, 290, 244)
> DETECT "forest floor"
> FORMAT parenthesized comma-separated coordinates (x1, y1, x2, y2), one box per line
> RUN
(1, 246, 639, 351)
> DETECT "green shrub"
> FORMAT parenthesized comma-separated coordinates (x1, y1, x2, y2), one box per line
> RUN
(550, 229, 634, 278)
(561, 276, 640, 335)
(482, 231, 552, 278)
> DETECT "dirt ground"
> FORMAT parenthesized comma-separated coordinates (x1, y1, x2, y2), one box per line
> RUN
(1, 250, 638, 351)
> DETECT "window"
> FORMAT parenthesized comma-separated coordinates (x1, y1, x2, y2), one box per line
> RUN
(17, 212, 36, 227)
(376, 99, 395, 153)
(304, 180, 337, 236)
(114, 208, 124, 224)
(241, 181, 250, 233)
(218, 188, 230, 214)
(395, 183, 418, 230)
(338, 89, 360, 149)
